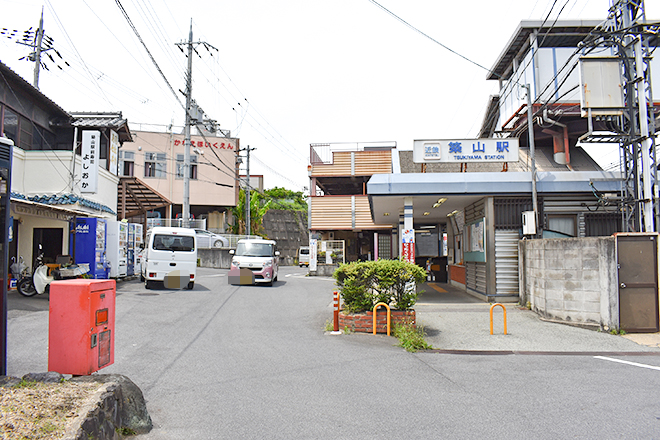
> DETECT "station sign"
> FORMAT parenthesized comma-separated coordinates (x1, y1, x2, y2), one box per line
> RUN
(413, 138, 519, 163)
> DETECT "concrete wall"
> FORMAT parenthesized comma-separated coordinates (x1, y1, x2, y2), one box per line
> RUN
(261, 210, 308, 266)
(519, 237, 618, 330)
(198, 249, 233, 269)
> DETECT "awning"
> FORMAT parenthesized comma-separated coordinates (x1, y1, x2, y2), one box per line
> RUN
(117, 177, 172, 219)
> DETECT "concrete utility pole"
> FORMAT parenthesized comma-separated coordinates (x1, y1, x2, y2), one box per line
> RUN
(176, 21, 217, 227)
(525, 84, 538, 232)
(33, 8, 45, 88)
(182, 21, 193, 228)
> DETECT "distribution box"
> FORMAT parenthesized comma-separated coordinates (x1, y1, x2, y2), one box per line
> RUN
(48, 279, 116, 375)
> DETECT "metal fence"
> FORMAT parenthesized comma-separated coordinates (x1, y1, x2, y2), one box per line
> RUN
(147, 218, 207, 230)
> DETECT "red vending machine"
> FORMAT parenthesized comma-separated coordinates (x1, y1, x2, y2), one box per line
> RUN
(48, 279, 116, 375)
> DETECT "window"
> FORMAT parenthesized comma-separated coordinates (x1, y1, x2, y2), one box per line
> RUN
(2, 108, 18, 145)
(119, 151, 135, 176)
(19, 116, 31, 150)
(144, 152, 166, 178)
(176, 154, 197, 179)
(546, 215, 576, 237)
(32, 125, 56, 150)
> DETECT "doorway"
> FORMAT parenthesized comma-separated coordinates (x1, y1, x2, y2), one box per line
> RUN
(617, 234, 659, 333)
(32, 228, 64, 265)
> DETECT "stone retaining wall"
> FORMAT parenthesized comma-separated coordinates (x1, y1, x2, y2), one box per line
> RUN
(339, 309, 416, 333)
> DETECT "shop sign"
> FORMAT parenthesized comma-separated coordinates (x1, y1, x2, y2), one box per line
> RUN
(80, 130, 100, 193)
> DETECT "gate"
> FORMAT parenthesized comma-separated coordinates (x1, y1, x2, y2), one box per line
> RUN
(495, 230, 520, 295)
(616, 233, 659, 333)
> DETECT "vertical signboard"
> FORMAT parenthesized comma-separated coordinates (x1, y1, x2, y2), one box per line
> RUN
(109, 130, 119, 176)
(80, 130, 100, 193)
(402, 229, 415, 263)
(309, 238, 317, 272)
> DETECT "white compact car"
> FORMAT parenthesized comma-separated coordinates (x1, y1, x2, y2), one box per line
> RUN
(229, 238, 280, 286)
(195, 229, 229, 248)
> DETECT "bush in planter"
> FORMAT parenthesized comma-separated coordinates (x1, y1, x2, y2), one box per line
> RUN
(333, 259, 426, 312)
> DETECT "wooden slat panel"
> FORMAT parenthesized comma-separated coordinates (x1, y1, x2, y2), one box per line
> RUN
(311, 196, 391, 230)
(311, 150, 392, 177)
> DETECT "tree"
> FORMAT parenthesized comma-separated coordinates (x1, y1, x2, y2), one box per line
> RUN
(263, 187, 307, 211)
(230, 189, 271, 236)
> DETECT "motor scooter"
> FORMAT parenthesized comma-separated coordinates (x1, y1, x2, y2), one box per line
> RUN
(17, 247, 89, 297)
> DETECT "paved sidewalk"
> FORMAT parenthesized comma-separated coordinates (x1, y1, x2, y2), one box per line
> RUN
(415, 282, 660, 353)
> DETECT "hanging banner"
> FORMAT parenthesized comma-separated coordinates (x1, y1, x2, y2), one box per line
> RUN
(109, 129, 119, 176)
(402, 229, 415, 263)
(80, 130, 100, 193)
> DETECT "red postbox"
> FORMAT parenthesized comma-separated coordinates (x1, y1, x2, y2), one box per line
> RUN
(48, 279, 116, 375)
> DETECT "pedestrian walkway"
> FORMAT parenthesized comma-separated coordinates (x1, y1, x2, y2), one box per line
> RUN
(415, 281, 660, 353)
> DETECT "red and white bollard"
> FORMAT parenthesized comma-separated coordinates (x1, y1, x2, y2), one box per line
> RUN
(333, 291, 340, 332)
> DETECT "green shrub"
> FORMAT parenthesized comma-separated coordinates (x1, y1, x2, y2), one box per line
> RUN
(393, 322, 433, 352)
(333, 259, 426, 312)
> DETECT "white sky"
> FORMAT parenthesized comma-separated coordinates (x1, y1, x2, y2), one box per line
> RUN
(1, 0, 658, 191)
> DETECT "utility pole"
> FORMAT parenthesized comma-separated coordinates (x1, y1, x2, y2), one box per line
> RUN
(175, 21, 217, 228)
(525, 84, 538, 233)
(246, 146, 251, 236)
(33, 8, 44, 88)
(181, 20, 193, 228)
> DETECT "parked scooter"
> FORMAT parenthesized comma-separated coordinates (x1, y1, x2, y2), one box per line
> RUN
(17, 247, 89, 297)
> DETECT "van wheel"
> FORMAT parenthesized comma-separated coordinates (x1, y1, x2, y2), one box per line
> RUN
(145, 280, 153, 289)
(186, 282, 194, 290)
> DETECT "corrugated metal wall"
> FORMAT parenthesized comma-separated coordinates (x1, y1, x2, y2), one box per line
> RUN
(495, 230, 520, 295)
(466, 261, 486, 294)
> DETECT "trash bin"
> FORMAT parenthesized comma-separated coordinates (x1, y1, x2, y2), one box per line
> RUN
(48, 279, 116, 375)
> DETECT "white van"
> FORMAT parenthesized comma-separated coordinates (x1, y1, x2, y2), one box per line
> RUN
(229, 238, 279, 286)
(141, 227, 197, 289)
(298, 246, 310, 267)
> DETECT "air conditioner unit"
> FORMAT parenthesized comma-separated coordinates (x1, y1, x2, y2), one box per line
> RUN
(522, 211, 536, 235)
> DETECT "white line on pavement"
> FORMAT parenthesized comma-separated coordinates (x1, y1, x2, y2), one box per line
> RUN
(199, 274, 226, 278)
(594, 356, 660, 371)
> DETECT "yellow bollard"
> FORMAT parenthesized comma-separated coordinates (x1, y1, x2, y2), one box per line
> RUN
(373, 302, 391, 336)
(490, 303, 507, 335)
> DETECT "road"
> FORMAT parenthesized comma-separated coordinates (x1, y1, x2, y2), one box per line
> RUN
(6, 266, 660, 439)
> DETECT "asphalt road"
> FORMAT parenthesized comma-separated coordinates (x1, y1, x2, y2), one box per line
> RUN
(6, 266, 660, 439)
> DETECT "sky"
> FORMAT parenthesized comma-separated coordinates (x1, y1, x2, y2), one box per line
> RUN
(1, 0, 659, 192)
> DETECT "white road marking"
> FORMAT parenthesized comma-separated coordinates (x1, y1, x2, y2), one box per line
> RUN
(594, 356, 660, 371)
(199, 274, 226, 278)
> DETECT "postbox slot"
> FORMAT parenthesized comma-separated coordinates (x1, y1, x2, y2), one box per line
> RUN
(170, 262, 176, 266)
(96, 308, 109, 326)
(91, 333, 97, 348)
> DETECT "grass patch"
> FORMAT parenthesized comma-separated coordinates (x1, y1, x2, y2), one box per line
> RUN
(393, 322, 433, 352)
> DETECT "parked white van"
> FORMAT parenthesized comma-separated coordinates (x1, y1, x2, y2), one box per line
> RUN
(229, 238, 279, 286)
(141, 227, 197, 289)
(298, 246, 310, 267)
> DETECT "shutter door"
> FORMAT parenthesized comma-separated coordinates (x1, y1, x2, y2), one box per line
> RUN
(495, 230, 519, 295)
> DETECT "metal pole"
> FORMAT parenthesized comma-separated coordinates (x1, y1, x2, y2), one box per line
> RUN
(525, 84, 538, 233)
(246, 146, 251, 236)
(182, 20, 193, 228)
(635, 36, 655, 232)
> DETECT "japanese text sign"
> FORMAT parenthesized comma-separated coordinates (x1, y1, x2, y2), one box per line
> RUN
(80, 130, 100, 194)
(412, 138, 519, 163)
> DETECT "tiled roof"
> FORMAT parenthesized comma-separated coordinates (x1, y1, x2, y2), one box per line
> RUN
(11, 192, 116, 215)
(70, 112, 127, 128)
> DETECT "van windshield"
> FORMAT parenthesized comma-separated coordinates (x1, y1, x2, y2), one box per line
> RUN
(236, 242, 274, 257)
(153, 234, 195, 252)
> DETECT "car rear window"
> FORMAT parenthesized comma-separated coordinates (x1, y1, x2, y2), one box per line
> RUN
(300, 249, 309, 255)
(153, 234, 195, 252)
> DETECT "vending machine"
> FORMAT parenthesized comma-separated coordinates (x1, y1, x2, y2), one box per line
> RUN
(73, 218, 108, 279)
(106, 220, 128, 278)
(126, 223, 135, 276)
(133, 223, 144, 276)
